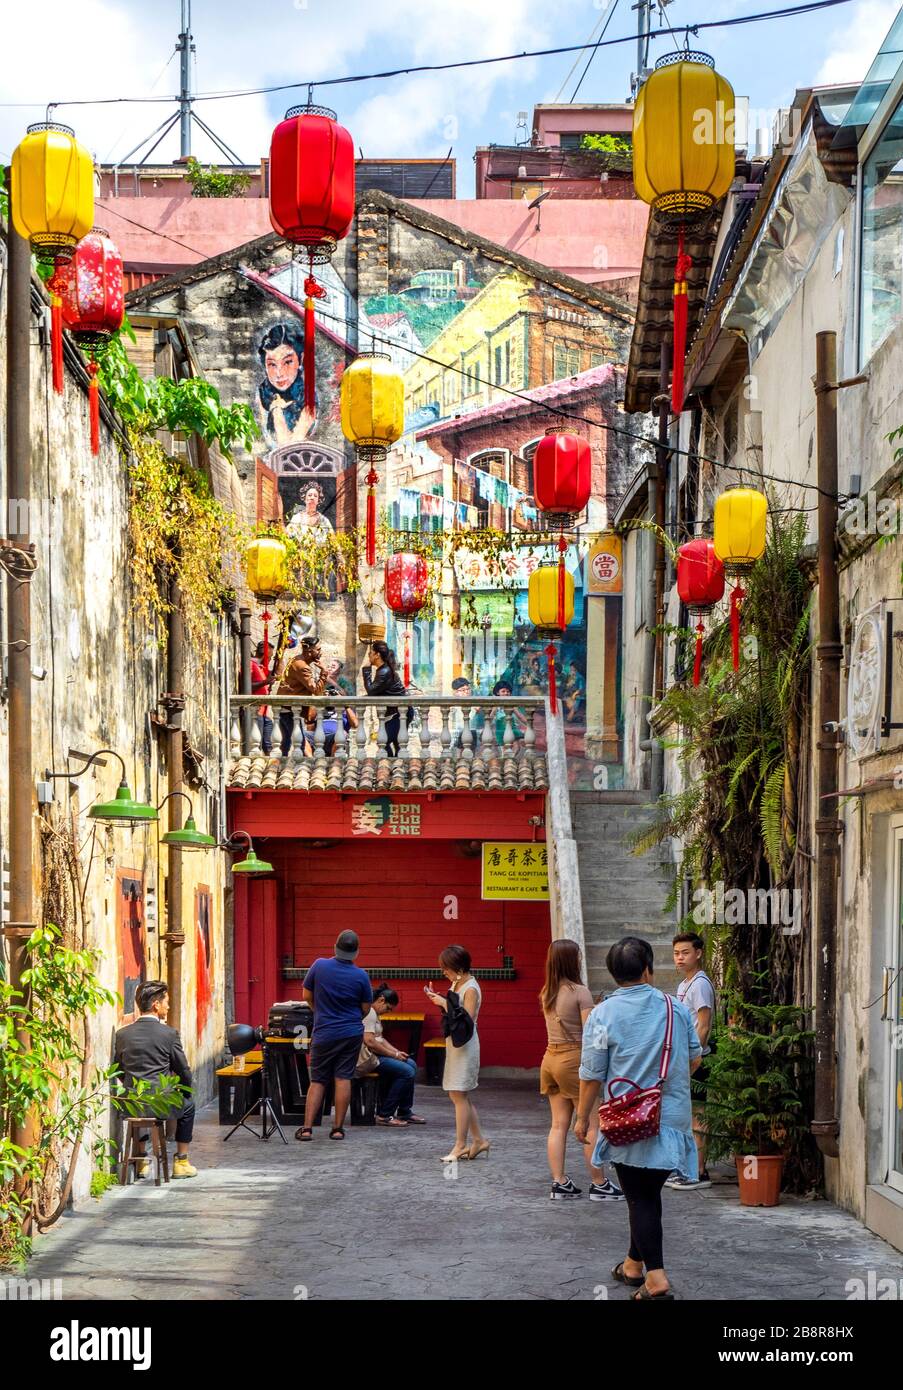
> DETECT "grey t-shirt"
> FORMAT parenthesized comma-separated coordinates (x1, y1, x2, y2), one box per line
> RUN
(677, 972, 715, 1055)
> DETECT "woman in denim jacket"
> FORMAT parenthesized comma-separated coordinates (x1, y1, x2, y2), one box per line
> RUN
(575, 936, 702, 1300)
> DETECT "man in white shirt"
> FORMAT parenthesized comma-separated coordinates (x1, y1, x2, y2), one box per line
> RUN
(666, 933, 716, 1190)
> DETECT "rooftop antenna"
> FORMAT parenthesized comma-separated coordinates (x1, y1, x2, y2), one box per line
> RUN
(111, 0, 245, 184)
(515, 111, 529, 146)
(177, 0, 196, 159)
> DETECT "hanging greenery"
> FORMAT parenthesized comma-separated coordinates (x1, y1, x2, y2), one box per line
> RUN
(127, 428, 241, 650)
(99, 319, 259, 458)
(634, 507, 813, 996)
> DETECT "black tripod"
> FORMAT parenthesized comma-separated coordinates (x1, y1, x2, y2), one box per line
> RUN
(223, 1039, 287, 1144)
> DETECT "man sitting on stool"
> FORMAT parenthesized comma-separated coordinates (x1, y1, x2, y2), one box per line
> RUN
(114, 980, 197, 1178)
(357, 983, 426, 1126)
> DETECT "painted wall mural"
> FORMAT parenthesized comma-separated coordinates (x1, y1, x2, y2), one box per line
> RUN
(140, 204, 634, 787)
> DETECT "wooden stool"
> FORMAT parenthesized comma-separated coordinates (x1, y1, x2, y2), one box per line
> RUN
(120, 1117, 170, 1185)
(424, 1037, 446, 1086)
(349, 1073, 380, 1125)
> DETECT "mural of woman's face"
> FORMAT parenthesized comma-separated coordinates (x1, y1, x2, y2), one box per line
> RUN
(265, 344, 300, 393)
(304, 487, 320, 515)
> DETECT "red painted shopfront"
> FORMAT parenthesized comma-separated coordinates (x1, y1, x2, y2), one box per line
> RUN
(229, 790, 550, 1068)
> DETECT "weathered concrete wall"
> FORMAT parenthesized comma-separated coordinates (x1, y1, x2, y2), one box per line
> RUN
(0, 259, 228, 1205)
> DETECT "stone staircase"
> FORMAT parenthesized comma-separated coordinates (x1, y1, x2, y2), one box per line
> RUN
(572, 792, 680, 999)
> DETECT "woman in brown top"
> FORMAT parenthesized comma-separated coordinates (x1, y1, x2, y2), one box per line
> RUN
(540, 939, 623, 1202)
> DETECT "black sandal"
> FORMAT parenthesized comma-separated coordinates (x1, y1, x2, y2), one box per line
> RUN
(329, 1126, 345, 1141)
(295, 1127, 313, 1142)
(612, 1262, 645, 1288)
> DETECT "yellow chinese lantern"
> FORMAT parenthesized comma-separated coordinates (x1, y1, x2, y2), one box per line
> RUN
(11, 122, 94, 395)
(246, 537, 288, 672)
(246, 537, 287, 600)
(528, 565, 575, 715)
(341, 351, 404, 567)
(713, 486, 767, 671)
(633, 52, 735, 413)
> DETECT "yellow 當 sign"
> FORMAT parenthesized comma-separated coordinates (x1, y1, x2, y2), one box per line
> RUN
(481, 842, 550, 900)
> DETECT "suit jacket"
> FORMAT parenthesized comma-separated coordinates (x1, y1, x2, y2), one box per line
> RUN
(114, 1015, 193, 1096)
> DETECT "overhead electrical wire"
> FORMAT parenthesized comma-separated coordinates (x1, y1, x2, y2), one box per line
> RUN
(0, 0, 857, 113)
(101, 192, 845, 500)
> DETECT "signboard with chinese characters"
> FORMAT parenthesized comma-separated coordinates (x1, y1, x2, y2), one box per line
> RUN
(481, 841, 550, 900)
(453, 544, 582, 592)
(350, 798, 422, 837)
(585, 534, 623, 595)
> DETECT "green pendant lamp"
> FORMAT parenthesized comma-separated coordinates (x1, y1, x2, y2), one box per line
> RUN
(90, 781, 159, 825)
(227, 831, 273, 875)
(158, 792, 217, 851)
(44, 749, 158, 826)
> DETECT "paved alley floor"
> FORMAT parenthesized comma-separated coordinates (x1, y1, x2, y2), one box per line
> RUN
(25, 1080, 903, 1301)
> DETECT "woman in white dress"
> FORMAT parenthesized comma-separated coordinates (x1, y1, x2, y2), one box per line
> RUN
(425, 945, 489, 1163)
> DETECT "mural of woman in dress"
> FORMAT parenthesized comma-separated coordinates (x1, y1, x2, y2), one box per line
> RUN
(285, 482, 334, 542)
(256, 322, 317, 447)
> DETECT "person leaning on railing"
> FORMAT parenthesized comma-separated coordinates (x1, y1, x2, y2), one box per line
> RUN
(361, 640, 408, 755)
(276, 633, 328, 756)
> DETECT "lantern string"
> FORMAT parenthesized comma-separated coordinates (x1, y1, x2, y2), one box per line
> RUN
(693, 619, 705, 687)
(544, 642, 558, 717)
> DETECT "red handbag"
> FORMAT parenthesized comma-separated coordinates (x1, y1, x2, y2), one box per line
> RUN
(597, 993, 674, 1146)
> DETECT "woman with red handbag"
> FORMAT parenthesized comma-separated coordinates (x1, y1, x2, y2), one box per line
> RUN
(574, 937, 702, 1300)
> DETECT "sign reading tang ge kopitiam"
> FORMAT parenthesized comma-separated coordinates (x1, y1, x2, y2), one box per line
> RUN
(481, 842, 550, 900)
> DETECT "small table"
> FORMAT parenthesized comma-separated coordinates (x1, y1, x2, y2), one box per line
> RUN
(264, 1036, 313, 1124)
(380, 1013, 425, 1063)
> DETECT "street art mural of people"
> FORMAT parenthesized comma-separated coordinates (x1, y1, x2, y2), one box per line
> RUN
(256, 321, 316, 446)
(285, 481, 335, 541)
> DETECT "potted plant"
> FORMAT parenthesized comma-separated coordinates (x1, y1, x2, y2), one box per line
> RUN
(700, 987, 814, 1206)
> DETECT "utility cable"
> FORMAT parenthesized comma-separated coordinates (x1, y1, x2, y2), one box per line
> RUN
(0, 1, 857, 112)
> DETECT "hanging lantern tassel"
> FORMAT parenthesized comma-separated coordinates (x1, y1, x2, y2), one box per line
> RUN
(87, 359, 100, 455)
(730, 583, 745, 672)
(403, 627, 412, 687)
(557, 532, 568, 631)
(671, 229, 693, 415)
(545, 641, 558, 716)
(303, 268, 327, 415)
(50, 267, 64, 395)
(693, 619, 705, 687)
(365, 468, 379, 568)
(262, 607, 272, 675)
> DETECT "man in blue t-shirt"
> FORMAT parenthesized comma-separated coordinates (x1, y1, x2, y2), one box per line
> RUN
(297, 930, 372, 1142)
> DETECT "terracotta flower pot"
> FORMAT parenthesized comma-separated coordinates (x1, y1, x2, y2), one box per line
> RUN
(734, 1153, 784, 1206)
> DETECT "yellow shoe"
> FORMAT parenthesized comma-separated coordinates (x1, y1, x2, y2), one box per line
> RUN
(172, 1156, 198, 1179)
(136, 1158, 151, 1179)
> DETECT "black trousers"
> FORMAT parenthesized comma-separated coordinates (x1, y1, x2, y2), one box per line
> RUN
(613, 1164, 671, 1271)
(138, 1100, 195, 1146)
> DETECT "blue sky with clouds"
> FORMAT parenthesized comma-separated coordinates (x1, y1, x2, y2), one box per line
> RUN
(2, 0, 901, 192)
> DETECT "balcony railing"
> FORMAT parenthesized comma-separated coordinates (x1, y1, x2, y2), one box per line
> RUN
(229, 694, 546, 766)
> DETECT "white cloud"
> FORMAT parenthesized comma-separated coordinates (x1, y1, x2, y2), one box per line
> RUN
(816, 0, 900, 85)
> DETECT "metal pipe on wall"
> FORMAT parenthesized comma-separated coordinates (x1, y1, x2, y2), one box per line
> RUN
(163, 577, 186, 1033)
(812, 329, 841, 1160)
(649, 341, 670, 797)
(3, 215, 37, 1156)
(239, 607, 252, 756)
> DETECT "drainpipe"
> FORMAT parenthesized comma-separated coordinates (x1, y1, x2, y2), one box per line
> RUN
(162, 577, 186, 1033)
(812, 330, 841, 1160)
(648, 341, 670, 797)
(3, 214, 37, 1157)
(239, 606, 252, 755)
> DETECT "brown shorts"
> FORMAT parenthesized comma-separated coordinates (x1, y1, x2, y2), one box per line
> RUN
(540, 1044, 582, 1100)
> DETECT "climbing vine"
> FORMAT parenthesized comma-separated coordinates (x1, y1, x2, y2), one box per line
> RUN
(127, 428, 241, 650)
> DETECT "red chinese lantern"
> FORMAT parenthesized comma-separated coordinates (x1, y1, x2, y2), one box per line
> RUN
(269, 103, 355, 415)
(384, 551, 429, 686)
(676, 539, 725, 686)
(57, 228, 124, 455)
(533, 430, 592, 629)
